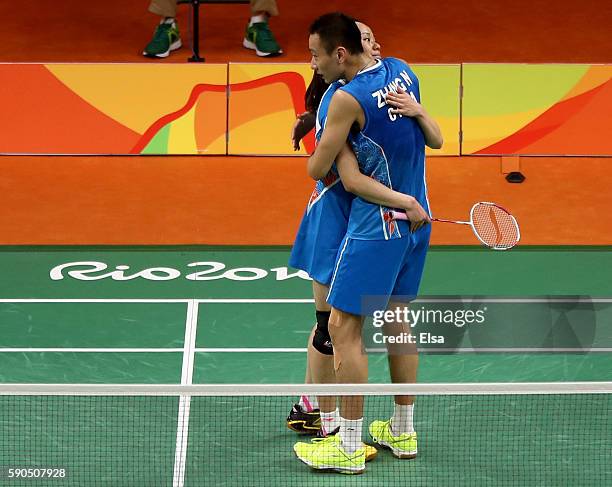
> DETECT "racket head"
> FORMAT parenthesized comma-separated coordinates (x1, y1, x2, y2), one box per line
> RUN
(470, 202, 520, 250)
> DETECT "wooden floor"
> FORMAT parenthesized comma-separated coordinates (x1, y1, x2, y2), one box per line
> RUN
(3, 0, 612, 64)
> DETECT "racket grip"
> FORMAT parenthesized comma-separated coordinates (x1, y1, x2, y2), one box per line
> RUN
(389, 211, 409, 221)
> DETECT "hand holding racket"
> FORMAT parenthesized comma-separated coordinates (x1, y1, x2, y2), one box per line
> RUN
(402, 197, 431, 233)
(389, 202, 520, 250)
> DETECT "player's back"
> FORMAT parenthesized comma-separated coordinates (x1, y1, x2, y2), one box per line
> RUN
(341, 57, 429, 240)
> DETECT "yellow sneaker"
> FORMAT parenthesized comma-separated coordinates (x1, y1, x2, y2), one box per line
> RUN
(310, 432, 377, 462)
(369, 419, 417, 459)
(364, 443, 378, 462)
(293, 434, 366, 474)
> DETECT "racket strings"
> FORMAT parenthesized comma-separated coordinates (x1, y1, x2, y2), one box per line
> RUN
(471, 203, 519, 250)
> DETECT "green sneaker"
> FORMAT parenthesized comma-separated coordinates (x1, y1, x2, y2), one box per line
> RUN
(369, 420, 418, 459)
(294, 434, 366, 474)
(143, 20, 182, 58)
(243, 22, 282, 57)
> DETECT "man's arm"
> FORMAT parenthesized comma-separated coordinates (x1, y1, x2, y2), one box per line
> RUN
(385, 87, 443, 149)
(307, 90, 361, 180)
(336, 143, 431, 232)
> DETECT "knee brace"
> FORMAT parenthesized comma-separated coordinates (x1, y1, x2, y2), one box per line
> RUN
(312, 310, 334, 355)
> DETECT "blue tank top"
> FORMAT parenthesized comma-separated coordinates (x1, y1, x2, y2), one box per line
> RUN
(306, 80, 353, 216)
(340, 57, 430, 240)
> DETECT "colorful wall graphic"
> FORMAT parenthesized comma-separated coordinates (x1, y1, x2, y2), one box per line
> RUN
(227, 63, 460, 156)
(2, 63, 610, 156)
(462, 64, 612, 155)
(411, 64, 461, 156)
(228, 63, 314, 155)
(1, 63, 228, 154)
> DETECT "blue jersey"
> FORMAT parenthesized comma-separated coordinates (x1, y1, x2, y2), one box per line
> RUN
(307, 80, 351, 214)
(288, 80, 354, 285)
(340, 57, 431, 240)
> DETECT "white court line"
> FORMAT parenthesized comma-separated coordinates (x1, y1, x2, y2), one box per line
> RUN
(369, 347, 612, 353)
(0, 299, 190, 303)
(194, 299, 315, 303)
(0, 348, 182, 353)
(4, 382, 612, 396)
(1, 347, 608, 353)
(195, 347, 612, 353)
(0, 298, 315, 304)
(0, 299, 313, 303)
(196, 348, 307, 353)
(172, 300, 199, 487)
(1, 298, 611, 304)
(364, 298, 612, 304)
(181, 301, 199, 386)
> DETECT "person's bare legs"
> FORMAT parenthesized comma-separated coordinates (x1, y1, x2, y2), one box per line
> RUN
(383, 301, 418, 439)
(384, 301, 418, 406)
(327, 308, 368, 452)
(308, 281, 336, 415)
(328, 308, 368, 418)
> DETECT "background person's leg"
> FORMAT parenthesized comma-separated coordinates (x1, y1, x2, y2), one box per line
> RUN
(244, 0, 282, 56)
(148, 0, 178, 18)
(249, 0, 278, 16)
(144, 0, 181, 57)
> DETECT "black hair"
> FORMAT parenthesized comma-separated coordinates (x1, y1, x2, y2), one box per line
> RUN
(309, 12, 364, 55)
(305, 73, 329, 113)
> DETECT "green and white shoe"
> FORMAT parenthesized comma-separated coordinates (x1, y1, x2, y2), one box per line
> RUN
(243, 21, 282, 57)
(294, 434, 366, 474)
(369, 420, 417, 459)
(143, 20, 182, 58)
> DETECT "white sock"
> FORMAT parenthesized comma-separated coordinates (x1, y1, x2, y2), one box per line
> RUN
(339, 417, 363, 454)
(320, 408, 340, 436)
(161, 17, 175, 25)
(249, 14, 266, 25)
(298, 395, 318, 412)
(391, 403, 414, 435)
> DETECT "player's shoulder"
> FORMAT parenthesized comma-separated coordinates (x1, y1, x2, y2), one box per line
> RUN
(321, 79, 344, 100)
(330, 86, 358, 104)
(328, 79, 346, 94)
(328, 86, 361, 115)
(383, 56, 412, 71)
(383, 57, 419, 83)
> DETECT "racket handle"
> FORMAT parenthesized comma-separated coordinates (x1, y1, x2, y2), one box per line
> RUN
(389, 211, 470, 225)
(388, 211, 409, 221)
(432, 218, 471, 225)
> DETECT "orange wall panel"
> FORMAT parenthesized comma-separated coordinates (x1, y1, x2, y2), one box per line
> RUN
(0, 156, 610, 246)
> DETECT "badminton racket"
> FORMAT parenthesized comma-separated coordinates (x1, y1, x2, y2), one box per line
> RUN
(389, 201, 520, 250)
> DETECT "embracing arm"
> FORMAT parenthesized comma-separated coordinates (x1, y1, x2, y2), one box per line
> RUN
(307, 90, 361, 180)
(291, 112, 316, 151)
(336, 143, 431, 232)
(385, 87, 443, 149)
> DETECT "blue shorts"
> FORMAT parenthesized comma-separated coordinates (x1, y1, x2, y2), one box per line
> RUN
(327, 225, 431, 315)
(288, 183, 352, 286)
